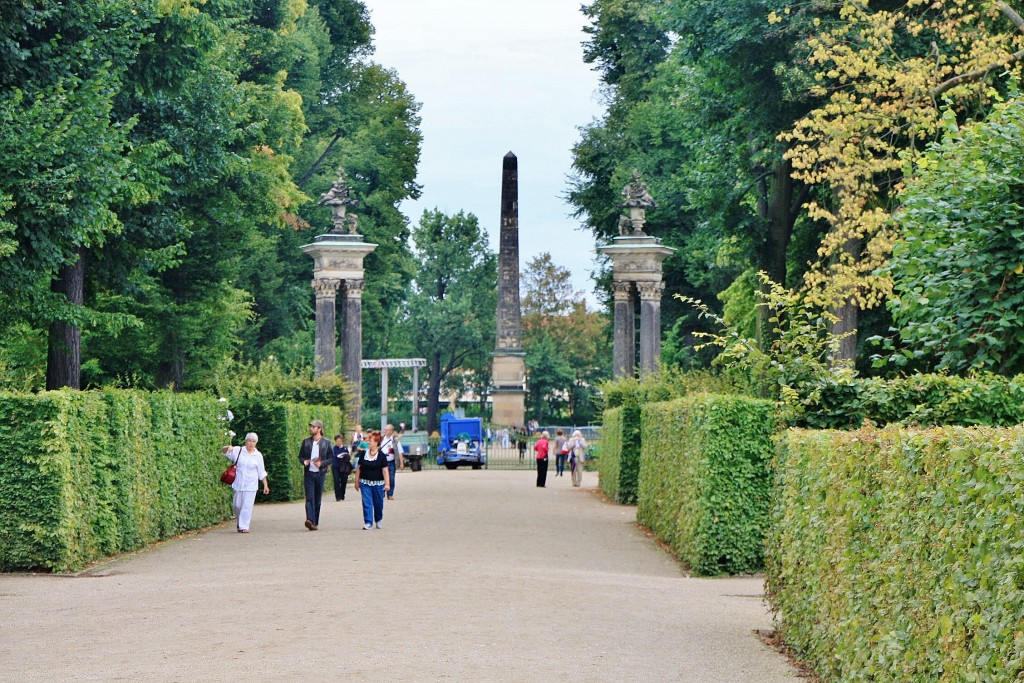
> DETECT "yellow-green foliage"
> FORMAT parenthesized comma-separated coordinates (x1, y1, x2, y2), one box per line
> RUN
(233, 400, 344, 503)
(638, 394, 776, 575)
(769, 426, 1024, 682)
(0, 389, 230, 572)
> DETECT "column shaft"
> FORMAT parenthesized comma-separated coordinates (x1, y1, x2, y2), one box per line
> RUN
(343, 279, 365, 424)
(638, 282, 665, 376)
(612, 281, 635, 379)
(313, 279, 341, 378)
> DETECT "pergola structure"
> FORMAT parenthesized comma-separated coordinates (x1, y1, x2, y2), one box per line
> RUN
(361, 358, 427, 431)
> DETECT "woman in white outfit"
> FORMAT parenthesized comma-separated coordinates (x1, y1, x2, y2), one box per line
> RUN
(567, 430, 588, 487)
(222, 432, 269, 533)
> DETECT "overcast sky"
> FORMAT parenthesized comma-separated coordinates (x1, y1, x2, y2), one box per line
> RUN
(360, 0, 605, 306)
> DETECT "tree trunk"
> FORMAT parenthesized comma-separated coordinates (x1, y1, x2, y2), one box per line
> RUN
(425, 352, 442, 434)
(755, 159, 797, 351)
(46, 248, 85, 390)
(829, 236, 863, 365)
(831, 299, 859, 363)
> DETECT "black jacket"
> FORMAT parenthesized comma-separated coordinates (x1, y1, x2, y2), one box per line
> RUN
(298, 436, 333, 473)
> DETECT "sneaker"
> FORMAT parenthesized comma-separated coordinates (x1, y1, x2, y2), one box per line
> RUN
(375, 522, 382, 529)
(363, 523, 372, 530)
(304, 519, 313, 530)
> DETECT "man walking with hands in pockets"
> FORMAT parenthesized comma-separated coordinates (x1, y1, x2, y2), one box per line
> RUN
(299, 419, 333, 530)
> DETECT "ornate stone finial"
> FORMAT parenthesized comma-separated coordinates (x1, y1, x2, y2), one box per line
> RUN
(620, 170, 656, 235)
(319, 168, 359, 234)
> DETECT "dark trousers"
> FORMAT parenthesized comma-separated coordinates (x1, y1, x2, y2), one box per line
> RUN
(304, 471, 325, 524)
(331, 464, 350, 500)
(536, 457, 548, 487)
(387, 461, 397, 497)
(555, 453, 567, 476)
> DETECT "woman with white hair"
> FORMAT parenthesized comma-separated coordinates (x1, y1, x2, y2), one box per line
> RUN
(567, 430, 588, 487)
(222, 433, 269, 533)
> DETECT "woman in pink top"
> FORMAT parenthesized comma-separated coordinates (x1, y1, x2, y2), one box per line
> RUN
(534, 430, 550, 488)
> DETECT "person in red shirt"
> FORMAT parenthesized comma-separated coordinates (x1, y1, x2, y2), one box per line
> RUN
(534, 430, 550, 488)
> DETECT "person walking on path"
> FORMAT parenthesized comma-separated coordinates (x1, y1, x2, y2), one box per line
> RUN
(331, 434, 353, 501)
(299, 419, 333, 530)
(553, 429, 567, 477)
(534, 430, 550, 488)
(350, 424, 365, 451)
(222, 433, 269, 533)
(380, 423, 404, 500)
(567, 430, 588, 488)
(354, 431, 391, 529)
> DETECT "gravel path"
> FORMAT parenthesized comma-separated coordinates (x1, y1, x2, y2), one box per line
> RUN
(0, 469, 799, 682)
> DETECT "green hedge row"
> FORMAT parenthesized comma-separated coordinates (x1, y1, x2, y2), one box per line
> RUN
(598, 405, 642, 504)
(598, 407, 623, 502)
(797, 373, 1024, 429)
(0, 389, 230, 572)
(231, 400, 345, 503)
(768, 425, 1024, 681)
(637, 394, 776, 576)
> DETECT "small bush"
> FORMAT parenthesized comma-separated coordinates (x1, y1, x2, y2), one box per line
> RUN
(768, 425, 1024, 681)
(637, 394, 776, 575)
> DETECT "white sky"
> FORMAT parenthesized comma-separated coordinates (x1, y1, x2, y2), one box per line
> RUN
(360, 0, 605, 306)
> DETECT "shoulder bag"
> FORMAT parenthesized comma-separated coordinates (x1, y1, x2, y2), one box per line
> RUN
(221, 446, 242, 485)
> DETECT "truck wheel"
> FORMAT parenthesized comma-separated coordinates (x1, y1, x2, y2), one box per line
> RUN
(471, 464, 482, 470)
(445, 463, 458, 470)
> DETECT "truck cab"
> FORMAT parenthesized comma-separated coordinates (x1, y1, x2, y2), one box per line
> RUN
(436, 414, 486, 469)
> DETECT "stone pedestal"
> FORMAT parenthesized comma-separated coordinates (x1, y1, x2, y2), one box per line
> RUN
(600, 235, 674, 379)
(491, 351, 527, 426)
(302, 233, 377, 424)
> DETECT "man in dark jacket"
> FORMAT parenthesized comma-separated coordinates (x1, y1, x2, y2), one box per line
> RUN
(299, 419, 333, 530)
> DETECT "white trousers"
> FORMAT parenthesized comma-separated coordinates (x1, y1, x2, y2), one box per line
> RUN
(233, 490, 258, 530)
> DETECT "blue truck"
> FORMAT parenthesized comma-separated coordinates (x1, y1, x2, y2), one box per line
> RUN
(436, 414, 486, 469)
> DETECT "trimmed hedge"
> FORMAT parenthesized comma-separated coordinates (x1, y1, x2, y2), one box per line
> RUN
(598, 405, 642, 504)
(637, 394, 776, 575)
(232, 400, 344, 503)
(0, 389, 230, 572)
(797, 373, 1024, 429)
(768, 425, 1024, 682)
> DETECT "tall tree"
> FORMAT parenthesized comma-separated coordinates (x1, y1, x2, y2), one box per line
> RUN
(401, 210, 496, 433)
(780, 0, 1024, 357)
(521, 254, 610, 423)
(0, 0, 159, 388)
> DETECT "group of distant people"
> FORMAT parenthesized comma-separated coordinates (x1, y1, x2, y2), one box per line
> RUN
(221, 420, 406, 533)
(533, 429, 587, 488)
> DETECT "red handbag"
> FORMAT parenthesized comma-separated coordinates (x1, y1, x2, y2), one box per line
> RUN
(221, 447, 241, 485)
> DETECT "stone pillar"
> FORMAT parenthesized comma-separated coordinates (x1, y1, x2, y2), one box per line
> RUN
(612, 281, 636, 380)
(599, 172, 675, 381)
(313, 278, 341, 378)
(637, 281, 665, 375)
(491, 151, 526, 426)
(343, 279, 365, 424)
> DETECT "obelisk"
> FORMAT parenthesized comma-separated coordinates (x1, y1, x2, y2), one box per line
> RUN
(490, 152, 526, 427)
